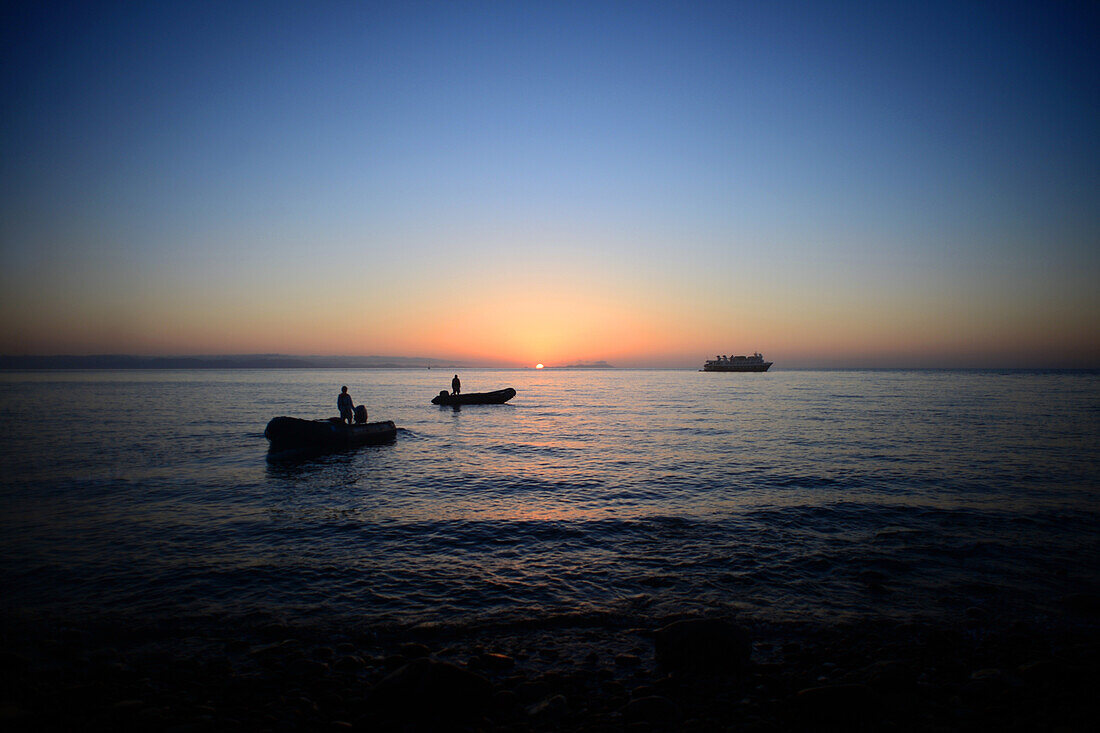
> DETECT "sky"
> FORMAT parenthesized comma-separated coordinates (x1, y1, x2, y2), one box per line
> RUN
(1, 0, 1098, 368)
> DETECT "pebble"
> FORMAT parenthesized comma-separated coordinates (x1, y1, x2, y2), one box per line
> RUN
(965, 668, 1010, 698)
(602, 680, 627, 698)
(133, 706, 170, 726)
(492, 688, 519, 714)
(224, 639, 250, 653)
(526, 694, 568, 720)
(654, 619, 752, 675)
(290, 659, 330, 677)
(0, 702, 33, 721)
(847, 660, 916, 692)
(381, 654, 406, 670)
(480, 652, 515, 671)
(796, 683, 878, 723)
(515, 680, 551, 703)
(249, 640, 300, 661)
(623, 695, 681, 726)
(110, 699, 145, 711)
(398, 642, 430, 658)
(333, 655, 362, 673)
(369, 658, 492, 721)
(1016, 659, 1064, 684)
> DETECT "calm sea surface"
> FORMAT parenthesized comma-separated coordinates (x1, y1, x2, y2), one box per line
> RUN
(1, 369, 1098, 632)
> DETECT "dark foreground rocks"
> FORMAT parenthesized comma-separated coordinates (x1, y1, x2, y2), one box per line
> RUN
(370, 658, 492, 722)
(1, 613, 1098, 731)
(654, 619, 751, 676)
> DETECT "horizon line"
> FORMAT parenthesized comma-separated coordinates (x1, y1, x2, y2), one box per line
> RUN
(0, 353, 1097, 371)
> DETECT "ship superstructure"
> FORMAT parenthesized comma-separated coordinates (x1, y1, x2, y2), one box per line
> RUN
(701, 353, 773, 372)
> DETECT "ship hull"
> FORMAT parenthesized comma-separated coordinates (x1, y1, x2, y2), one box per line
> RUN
(701, 363, 772, 372)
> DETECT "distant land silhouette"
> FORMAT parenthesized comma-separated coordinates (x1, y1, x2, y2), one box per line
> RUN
(548, 361, 615, 369)
(0, 354, 473, 370)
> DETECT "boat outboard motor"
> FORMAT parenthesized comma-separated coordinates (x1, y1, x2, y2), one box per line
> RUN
(354, 404, 368, 424)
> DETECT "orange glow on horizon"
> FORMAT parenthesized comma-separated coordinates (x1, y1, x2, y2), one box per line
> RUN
(535, 363, 544, 369)
(1, 243, 1097, 368)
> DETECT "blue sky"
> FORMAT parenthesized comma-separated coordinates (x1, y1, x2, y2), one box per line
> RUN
(2, 1, 1098, 366)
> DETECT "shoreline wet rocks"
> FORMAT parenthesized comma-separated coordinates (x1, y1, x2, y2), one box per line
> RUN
(1, 612, 1097, 731)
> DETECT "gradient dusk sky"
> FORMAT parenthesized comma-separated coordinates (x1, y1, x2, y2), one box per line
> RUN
(2, 1, 1097, 368)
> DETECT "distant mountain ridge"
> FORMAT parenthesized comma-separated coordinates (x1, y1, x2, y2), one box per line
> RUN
(548, 360, 615, 369)
(0, 354, 473, 370)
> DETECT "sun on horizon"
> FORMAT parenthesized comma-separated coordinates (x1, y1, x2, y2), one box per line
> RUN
(535, 363, 544, 369)
(0, 2, 1096, 370)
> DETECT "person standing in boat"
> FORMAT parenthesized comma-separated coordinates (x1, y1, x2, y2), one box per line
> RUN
(451, 374, 461, 395)
(338, 386, 355, 424)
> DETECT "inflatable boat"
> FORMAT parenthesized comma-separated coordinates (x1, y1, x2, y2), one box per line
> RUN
(431, 388, 517, 405)
(264, 416, 397, 449)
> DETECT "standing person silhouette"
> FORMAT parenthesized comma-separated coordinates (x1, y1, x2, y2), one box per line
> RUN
(337, 386, 354, 424)
(451, 374, 461, 395)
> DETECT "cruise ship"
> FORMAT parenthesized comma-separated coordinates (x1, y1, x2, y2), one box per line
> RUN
(701, 353, 773, 372)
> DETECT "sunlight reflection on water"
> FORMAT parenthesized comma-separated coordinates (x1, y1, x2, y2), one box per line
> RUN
(1, 368, 1098, 629)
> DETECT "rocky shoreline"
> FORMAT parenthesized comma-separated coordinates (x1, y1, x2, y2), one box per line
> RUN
(2, 606, 1098, 731)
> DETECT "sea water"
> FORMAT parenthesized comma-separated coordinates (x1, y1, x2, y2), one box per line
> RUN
(1, 369, 1098, 632)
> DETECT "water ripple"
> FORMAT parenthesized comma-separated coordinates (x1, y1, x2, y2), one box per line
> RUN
(1, 369, 1098, 630)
